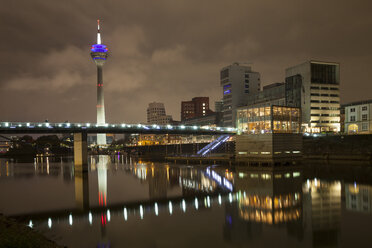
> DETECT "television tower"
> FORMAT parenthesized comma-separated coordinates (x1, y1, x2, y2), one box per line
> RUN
(91, 19, 108, 145)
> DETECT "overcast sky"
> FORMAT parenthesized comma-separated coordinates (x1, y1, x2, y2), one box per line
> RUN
(0, 0, 371, 123)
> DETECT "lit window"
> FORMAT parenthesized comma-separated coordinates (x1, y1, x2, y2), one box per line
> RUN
(362, 123, 368, 131)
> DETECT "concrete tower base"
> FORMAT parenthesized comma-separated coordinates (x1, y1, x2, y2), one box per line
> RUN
(97, 133, 106, 146)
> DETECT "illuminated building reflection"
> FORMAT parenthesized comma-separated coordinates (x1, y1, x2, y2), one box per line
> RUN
(345, 183, 372, 213)
(303, 179, 341, 247)
(224, 168, 303, 244)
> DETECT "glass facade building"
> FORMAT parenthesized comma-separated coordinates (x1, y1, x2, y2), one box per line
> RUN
(237, 105, 301, 134)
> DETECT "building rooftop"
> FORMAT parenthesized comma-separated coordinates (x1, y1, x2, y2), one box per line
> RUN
(342, 99, 372, 107)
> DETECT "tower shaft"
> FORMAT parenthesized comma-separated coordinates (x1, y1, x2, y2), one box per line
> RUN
(96, 65, 105, 124)
(96, 65, 106, 145)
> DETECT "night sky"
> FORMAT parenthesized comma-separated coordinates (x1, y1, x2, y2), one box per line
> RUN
(1, 0, 371, 123)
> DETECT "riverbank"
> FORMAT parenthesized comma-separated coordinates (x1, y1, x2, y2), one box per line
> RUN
(0, 214, 65, 248)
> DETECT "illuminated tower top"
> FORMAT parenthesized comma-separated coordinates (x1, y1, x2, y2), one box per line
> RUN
(91, 19, 108, 66)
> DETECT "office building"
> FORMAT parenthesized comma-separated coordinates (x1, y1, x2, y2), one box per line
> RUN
(182, 112, 223, 127)
(343, 99, 372, 134)
(220, 63, 261, 127)
(245, 82, 286, 107)
(146, 102, 173, 125)
(285, 60, 341, 133)
(235, 105, 302, 161)
(181, 97, 212, 121)
(215, 100, 223, 113)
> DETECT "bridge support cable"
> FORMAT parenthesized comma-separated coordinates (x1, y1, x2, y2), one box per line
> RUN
(196, 135, 230, 156)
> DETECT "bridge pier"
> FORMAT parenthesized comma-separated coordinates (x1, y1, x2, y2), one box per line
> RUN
(75, 166, 90, 210)
(74, 132, 88, 169)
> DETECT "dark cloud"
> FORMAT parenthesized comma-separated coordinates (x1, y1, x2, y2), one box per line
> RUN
(0, 0, 372, 123)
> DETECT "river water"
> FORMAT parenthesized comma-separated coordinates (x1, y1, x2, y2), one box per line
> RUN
(1, 156, 372, 247)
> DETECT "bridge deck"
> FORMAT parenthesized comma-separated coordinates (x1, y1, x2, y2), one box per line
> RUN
(0, 122, 236, 135)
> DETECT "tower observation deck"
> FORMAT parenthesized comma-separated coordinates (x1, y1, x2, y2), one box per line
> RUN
(91, 19, 109, 145)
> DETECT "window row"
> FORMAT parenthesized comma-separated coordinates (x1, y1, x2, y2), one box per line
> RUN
(311, 107, 340, 110)
(310, 93, 339, 97)
(310, 100, 339, 103)
(310, 86, 339, 90)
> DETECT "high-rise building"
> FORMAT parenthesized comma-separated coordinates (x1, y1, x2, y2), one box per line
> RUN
(90, 20, 109, 145)
(181, 97, 212, 121)
(220, 63, 261, 127)
(215, 100, 223, 113)
(285, 60, 340, 133)
(147, 102, 173, 125)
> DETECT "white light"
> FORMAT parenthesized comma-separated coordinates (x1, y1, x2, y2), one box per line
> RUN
(155, 203, 158, 216)
(195, 198, 199, 209)
(38, 124, 42, 127)
(58, 124, 62, 127)
(66, 123, 71, 128)
(69, 214, 73, 226)
(218, 195, 222, 205)
(229, 193, 233, 203)
(86, 123, 91, 127)
(193, 126, 198, 130)
(105, 123, 108, 127)
(97, 33, 101, 44)
(307, 179, 310, 188)
(138, 124, 142, 128)
(18, 124, 22, 127)
(167, 125, 173, 129)
(89, 212, 93, 225)
(124, 208, 128, 221)
(140, 205, 144, 219)
(112, 124, 116, 127)
(169, 201, 173, 215)
(28, 220, 33, 228)
(78, 124, 81, 127)
(121, 124, 126, 127)
(107, 210, 111, 222)
(182, 200, 186, 212)
(207, 196, 211, 207)
(5, 122, 9, 127)
(314, 178, 318, 187)
(180, 125, 185, 129)
(48, 218, 52, 228)
(26, 123, 30, 127)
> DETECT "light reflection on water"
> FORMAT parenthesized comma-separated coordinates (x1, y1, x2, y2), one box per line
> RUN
(1, 156, 372, 247)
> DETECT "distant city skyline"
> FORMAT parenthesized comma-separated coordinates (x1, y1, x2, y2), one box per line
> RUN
(0, 0, 371, 123)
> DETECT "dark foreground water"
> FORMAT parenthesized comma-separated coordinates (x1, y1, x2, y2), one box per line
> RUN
(1, 156, 372, 248)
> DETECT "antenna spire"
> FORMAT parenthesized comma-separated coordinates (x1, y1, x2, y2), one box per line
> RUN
(97, 19, 102, 44)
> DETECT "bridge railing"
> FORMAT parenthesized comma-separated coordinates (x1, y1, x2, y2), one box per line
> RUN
(0, 121, 236, 134)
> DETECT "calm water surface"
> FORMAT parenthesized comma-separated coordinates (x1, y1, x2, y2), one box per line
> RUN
(1, 156, 372, 247)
